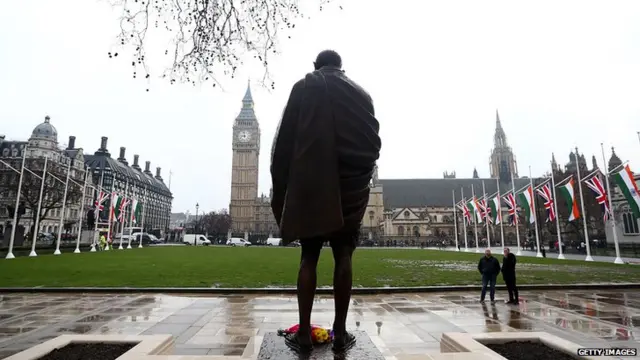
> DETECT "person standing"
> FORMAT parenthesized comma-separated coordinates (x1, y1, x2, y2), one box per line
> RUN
(478, 248, 501, 303)
(502, 247, 519, 305)
(271, 50, 381, 353)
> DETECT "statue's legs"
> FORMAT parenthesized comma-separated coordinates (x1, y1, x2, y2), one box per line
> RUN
(329, 229, 358, 351)
(295, 240, 322, 350)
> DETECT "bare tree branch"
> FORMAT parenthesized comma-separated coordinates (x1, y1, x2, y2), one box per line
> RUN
(107, 0, 338, 89)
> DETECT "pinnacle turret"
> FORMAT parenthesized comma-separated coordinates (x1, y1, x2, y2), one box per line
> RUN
(608, 146, 622, 172)
(494, 109, 507, 148)
(242, 79, 253, 105)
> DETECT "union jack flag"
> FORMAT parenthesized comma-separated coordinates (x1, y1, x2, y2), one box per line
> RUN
(117, 197, 130, 222)
(503, 192, 519, 225)
(535, 183, 556, 222)
(584, 174, 611, 222)
(480, 198, 493, 224)
(458, 201, 472, 225)
(94, 191, 109, 215)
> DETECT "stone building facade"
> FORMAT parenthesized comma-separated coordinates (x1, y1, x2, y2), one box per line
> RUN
(228, 83, 278, 238)
(365, 111, 535, 244)
(0, 116, 95, 244)
(84, 137, 173, 236)
(365, 111, 616, 246)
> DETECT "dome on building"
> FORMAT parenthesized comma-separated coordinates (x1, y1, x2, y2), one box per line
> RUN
(31, 115, 58, 141)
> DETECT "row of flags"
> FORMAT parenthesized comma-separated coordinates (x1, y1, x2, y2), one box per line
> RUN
(456, 163, 640, 228)
(93, 187, 143, 225)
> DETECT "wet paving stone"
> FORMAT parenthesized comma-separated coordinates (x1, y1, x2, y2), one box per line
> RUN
(0, 291, 639, 357)
(76, 314, 118, 323)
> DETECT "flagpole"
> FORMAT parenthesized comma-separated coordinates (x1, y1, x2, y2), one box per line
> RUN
(550, 156, 565, 260)
(452, 190, 459, 251)
(105, 180, 115, 251)
(91, 169, 104, 252)
(127, 194, 135, 249)
(461, 188, 468, 251)
(138, 187, 146, 248)
(74, 168, 89, 254)
(575, 147, 594, 261)
(511, 172, 522, 255)
(496, 178, 505, 251)
(29, 156, 48, 257)
(529, 166, 543, 257)
(6, 148, 28, 259)
(119, 181, 128, 250)
(601, 143, 624, 264)
(471, 184, 480, 252)
(482, 180, 491, 249)
(53, 161, 72, 255)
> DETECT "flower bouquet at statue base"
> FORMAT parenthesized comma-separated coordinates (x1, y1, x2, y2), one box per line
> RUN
(277, 324, 333, 348)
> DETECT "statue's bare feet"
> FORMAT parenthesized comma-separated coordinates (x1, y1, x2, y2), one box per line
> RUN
(284, 331, 313, 353)
(332, 331, 356, 353)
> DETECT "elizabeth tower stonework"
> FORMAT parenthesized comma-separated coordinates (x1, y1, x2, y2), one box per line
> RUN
(229, 82, 261, 232)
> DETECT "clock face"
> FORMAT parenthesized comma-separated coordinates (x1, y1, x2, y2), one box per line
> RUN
(238, 131, 251, 142)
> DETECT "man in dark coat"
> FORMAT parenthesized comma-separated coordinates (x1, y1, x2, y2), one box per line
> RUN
(478, 248, 501, 303)
(502, 247, 519, 304)
(271, 50, 381, 353)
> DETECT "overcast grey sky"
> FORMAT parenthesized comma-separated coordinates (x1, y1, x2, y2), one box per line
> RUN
(1, 0, 639, 214)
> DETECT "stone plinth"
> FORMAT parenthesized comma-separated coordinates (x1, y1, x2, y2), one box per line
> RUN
(4, 335, 173, 360)
(441, 332, 603, 359)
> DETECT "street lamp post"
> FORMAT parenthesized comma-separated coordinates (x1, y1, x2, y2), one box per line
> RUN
(195, 203, 199, 247)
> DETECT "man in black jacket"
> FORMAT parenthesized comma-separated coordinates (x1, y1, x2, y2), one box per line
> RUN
(478, 249, 501, 303)
(502, 247, 519, 304)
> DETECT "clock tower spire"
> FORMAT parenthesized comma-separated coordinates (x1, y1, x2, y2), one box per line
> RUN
(229, 81, 261, 233)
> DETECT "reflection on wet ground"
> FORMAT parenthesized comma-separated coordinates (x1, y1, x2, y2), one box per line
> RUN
(0, 290, 638, 358)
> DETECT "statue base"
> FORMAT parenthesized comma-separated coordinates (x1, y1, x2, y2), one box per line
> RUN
(257, 331, 383, 360)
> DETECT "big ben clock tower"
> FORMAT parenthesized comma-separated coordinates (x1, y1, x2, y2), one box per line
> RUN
(229, 82, 261, 233)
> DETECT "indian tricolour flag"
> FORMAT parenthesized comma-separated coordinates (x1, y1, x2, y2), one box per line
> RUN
(613, 164, 640, 218)
(489, 196, 501, 225)
(110, 193, 121, 221)
(517, 186, 536, 224)
(467, 197, 483, 223)
(131, 199, 142, 224)
(559, 178, 580, 221)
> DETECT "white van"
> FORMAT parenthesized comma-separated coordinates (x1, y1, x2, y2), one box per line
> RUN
(226, 238, 252, 247)
(266, 237, 282, 246)
(183, 234, 211, 246)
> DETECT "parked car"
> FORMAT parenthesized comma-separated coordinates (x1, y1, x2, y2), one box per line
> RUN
(183, 234, 211, 246)
(266, 237, 283, 246)
(226, 238, 252, 247)
(131, 232, 163, 245)
(288, 240, 301, 247)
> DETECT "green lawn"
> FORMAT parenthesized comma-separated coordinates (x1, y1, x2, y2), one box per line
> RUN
(0, 247, 638, 288)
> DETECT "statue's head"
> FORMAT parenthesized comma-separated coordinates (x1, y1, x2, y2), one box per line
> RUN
(314, 50, 342, 70)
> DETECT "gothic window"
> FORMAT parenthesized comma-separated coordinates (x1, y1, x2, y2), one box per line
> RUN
(413, 226, 420, 237)
(622, 213, 639, 235)
(398, 226, 405, 236)
(2, 148, 9, 157)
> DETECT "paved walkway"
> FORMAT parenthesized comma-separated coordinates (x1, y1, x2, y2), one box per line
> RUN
(0, 290, 638, 359)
